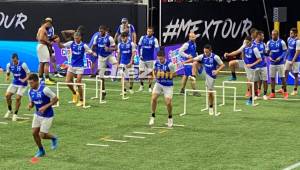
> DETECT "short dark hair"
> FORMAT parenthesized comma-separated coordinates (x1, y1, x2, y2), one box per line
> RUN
(12, 53, 18, 59)
(157, 47, 165, 57)
(250, 28, 258, 34)
(147, 26, 154, 31)
(245, 35, 252, 41)
(28, 74, 39, 82)
(99, 25, 106, 30)
(290, 27, 298, 34)
(203, 44, 212, 50)
(121, 32, 128, 37)
(257, 30, 264, 35)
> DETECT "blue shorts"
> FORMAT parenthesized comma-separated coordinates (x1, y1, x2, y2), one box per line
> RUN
(184, 65, 192, 76)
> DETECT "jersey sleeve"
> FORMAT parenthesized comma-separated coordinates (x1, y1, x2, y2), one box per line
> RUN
(117, 43, 121, 53)
(84, 44, 93, 53)
(109, 36, 115, 46)
(214, 55, 224, 65)
(6, 63, 10, 74)
(21, 63, 30, 73)
(63, 41, 73, 48)
(237, 40, 247, 53)
(138, 36, 144, 46)
(281, 40, 287, 50)
(193, 54, 203, 61)
(253, 47, 262, 59)
(179, 43, 190, 58)
(43, 87, 56, 100)
(296, 40, 300, 50)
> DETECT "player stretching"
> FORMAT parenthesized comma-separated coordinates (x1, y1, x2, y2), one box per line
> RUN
(242, 36, 262, 105)
(253, 30, 268, 100)
(178, 32, 200, 96)
(266, 30, 288, 99)
(27, 74, 58, 157)
(185, 44, 225, 115)
(137, 27, 159, 93)
(117, 32, 136, 94)
(36, 20, 55, 85)
(149, 49, 176, 128)
(285, 28, 300, 95)
(57, 32, 96, 106)
(92, 25, 117, 100)
(4, 53, 30, 121)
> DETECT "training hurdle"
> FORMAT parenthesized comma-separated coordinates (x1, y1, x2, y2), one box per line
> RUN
(100, 75, 130, 101)
(180, 89, 221, 117)
(77, 77, 106, 104)
(222, 81, 258, 106)
(54, 82, 91, 108)
(215, 86, 241, 112)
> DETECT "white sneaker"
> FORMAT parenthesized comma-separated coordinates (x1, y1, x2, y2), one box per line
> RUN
(149, 117, 155, 126)
(4, 110, 12, 118)
(12, 114, 18, 121)
(209, 107, 214, 115)
(148, 88, 152, 93)
(128, 89, 134, 94)
(188, 75, 196, 81)
(137, 86, 144, 92)
(263, 95, 268, 100)
(167, 118, 173, 128)
(55, 73, 64, 78)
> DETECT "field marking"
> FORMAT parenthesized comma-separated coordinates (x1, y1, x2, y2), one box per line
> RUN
(164, 123, 185, 127)
(123, 135, 145, 139)
(18, 120, 30, 124)
(0, 122, 8, 125)
(86, 143, 109, 147)
(159, 130, 168, 134)
(103, 139, 127, 143)
(283, 161, 300, 170)
(100, 136, 111, 140)
(133, 132, 155, 135)
(17, 117, 30, 120)
(23, 114, 33, 117)
(151, 126, 173, 129)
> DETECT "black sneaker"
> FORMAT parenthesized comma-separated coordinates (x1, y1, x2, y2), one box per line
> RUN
(101, 92, 106, 100)
(180, 88, 185, 95)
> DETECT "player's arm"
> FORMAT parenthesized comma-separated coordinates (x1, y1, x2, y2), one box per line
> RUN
(114, 26, 121, 44)
(84, 44, 97, 56)
(56, 38, 72, 49)
(130, 43, 136, 66)
(61, 30, 75, 42)
(154, 38, 160, 53)
(5, 63, 10, 82)
(246, 47, 262, 68)
(28, 91, 34, 110)
(38, 87, 58, 113)
(213, 55, 225, 76)
(169, 62, 177, 77)
(184, 54, 202, 64)
(20, 63, 31, 83)
(130, 25, 137, 44)
(178, 43, 192, 58)
(91, 35, 98, 52)
(116, 43, 121, 66)
(224, 40, 246, 58)
(292, 40, 300, 63)
(105, 37, 116, 52)
(137, 36, 143, 57)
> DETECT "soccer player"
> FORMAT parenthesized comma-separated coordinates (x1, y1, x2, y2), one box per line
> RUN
(27, 74, 58, 157)
(178, 32, 200, 96)
(57, 32, 97, 106)
(4, 53, 30, 121)
(253, 30, 268, 100)
(114, 18, 137, 44)
(285, 28, 300, 95)
(137, 27, 159, 93)
(242, 36, 262, 105)
(36, 19, 55, 85)
(92, 25, 117, 100)
(117, 32, 136, 94)
(185, 44, 225, 115)
(266, 30, 288, 99)
(149, 49, 175, 128)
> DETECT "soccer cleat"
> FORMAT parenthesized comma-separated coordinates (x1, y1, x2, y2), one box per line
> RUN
(76, 101, 83, 107)
(167, 118, 173, 128)
(276, 88, 283, 94)
(128, 89, 134, 94)
(291, 91, 298, 96)
(89, 74, 96, 78)
(4, 110, 12, 118)
(51, 137, 58, 150)
(246, 99, 252, 106)
(263, 95, 268, 100)
(34, 150, 46, 158)
(137, 86, 144, 92)
(148, 88, 152, 93)
(245, 91, 251, 97)
(283, 92, 289, 100)
(257, 89, 261, 96)
(149, 117, 155, 126)
(228, 76, 237, 81)
(209, 107, 214, 115)
(192, 92, 201, 97)
(54, 73, 64, 78)
(72, 92, 79, 103)
(45, 79, 55, 85)
(179, 88, 185, 95)
(101, 92, 106, 100)
(12, 114, 18, 121)
(188, 75, 196, 81)
(268, 93, 275, 99)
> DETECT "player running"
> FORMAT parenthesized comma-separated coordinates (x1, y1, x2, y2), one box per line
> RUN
(114, 18, 137, 44)
(137, 27, 159, 93)
(57, 32, 97, 106)
(117, 32, 136, 94)
(4, 53, 30, 121)
(178, 32, 200, 96)
(149, 49, 176, 128)
(27, 74, 58, 157)
(285, 28, 300, 95)
(253, 30, 268, 100)
(266, 30, 288, 99)
(185, 44, 225, 115)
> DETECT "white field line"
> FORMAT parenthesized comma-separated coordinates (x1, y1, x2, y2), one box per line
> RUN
(133, 132, 155, 135)
(123, 135, 145, 139)
(86, 143, 109, 147)
(283, 162, 300, 170)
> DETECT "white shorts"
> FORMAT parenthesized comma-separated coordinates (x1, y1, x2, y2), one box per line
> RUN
(152, 82, 173, 98)
(270, 64, 285, 78)
(6, 84, 26, 96)
(118, 64, 134, 78)
(68, 66, 84, 75)
(32, 114, 53, 133)
(246, 68, 259, 82)
(139, 60, 154, 73)
(37, 44, 50, 63)
(98, 55, 117, 69)
(205, 75, 215, 90)
(284, 61, 300, 73)
(257, 67, 268, 81)
(237, 60, 245, 68)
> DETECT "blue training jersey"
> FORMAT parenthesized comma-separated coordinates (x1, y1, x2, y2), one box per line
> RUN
(154, 60, 174, 86)
(287, 37, 300, 62)
(243, 44, 261, 69)
(254, 41, 267, 68)
(70, 41, 86, 67)
(7, 61, 29, 86)
(119, 41, 134, 65)
(94, 34, 114, 57)
(267, 38, 287, 65)
(198, 53, 223, 79)
(29, 85, 54, 118)
(139, 35, 159, 61)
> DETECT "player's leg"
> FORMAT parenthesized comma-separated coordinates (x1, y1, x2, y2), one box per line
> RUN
(269, 65, 276, 98)
(98, 57, 108, 99)
(180, 65, 190, 94)
(38, 62, 45, 80)
(149, 83, 161, 125)
(4, 85, 14, 118)
(32, 115, 45, 157)
(260, 67, 269, 100)
(279, 65, 288, 99)
(90, 56, 98, 78)
(138, 60, 145, 92)
(291, 62, 299, 95)
(206, 76, 215, 115)
(147, 61, 154, 93)
(39, 117, 57, 150)
(228, 60, 239, 80)
(75, 71, 84, 107)
(164, 95, 173, 128)
(65, 68, 77, 103)
(246, 69, 255, 105)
